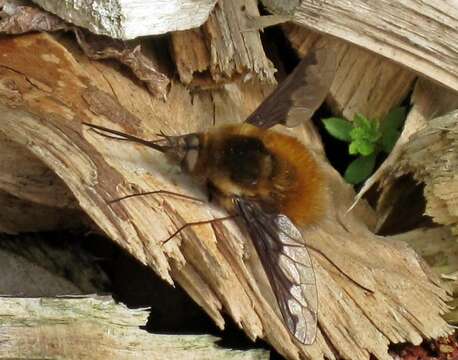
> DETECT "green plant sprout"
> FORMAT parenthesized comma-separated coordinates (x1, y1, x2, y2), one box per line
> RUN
(322, 107, 407, 184)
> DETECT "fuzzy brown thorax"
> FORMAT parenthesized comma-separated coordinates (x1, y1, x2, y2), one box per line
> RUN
(179, 124, 327, 226)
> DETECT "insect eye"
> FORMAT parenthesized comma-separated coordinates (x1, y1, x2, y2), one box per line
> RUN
(184, 149, 199, 171)
(181, 134, 200, 172)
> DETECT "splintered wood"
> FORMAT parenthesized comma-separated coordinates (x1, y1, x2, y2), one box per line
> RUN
(0, 32, 451, 360)
(170, 0, 276, 87)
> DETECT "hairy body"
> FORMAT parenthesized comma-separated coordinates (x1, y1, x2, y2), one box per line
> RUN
(190, 124, 327, 227)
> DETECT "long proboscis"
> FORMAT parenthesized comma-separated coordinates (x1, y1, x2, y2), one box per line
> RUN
(82, 122, 166, 152)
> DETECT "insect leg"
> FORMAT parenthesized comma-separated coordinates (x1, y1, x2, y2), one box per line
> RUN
(162, 215, 236, 245)
(304, 244, 374, 294)
(108, 190, 206, 204)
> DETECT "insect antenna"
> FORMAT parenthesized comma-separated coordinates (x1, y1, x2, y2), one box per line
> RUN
(82, 122, 168, 152)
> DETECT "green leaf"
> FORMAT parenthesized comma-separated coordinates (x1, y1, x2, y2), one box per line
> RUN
(344, 153, 377, 184)
(381, 128, 400, 153)
(353, 113, 371, 130)
(348, 139, 376, 156)
(358, 140, 376, 156)
(381, 106, 406, 134)
(322, 117, 353, 142)
(350, 127, 366, 142)
(349, 141, 359, 155)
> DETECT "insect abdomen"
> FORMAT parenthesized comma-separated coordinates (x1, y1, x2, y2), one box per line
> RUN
(264, 131, 327, 227)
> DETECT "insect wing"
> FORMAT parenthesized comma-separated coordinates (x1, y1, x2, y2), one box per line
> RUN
(245, 48, 336, 129)
(235, 198, 318, 344)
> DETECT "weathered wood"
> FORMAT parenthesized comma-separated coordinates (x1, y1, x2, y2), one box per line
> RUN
(31, 0, 218, 39)
(388, 227, 457, 323)
(283, 24, 416, 120)
(0, 32, 451, 360)
(388, 110, 458, 236)
(170, 0, 276, 87)
(261, 0, 458, 93)
(353, 79, 458, 223)
(0, 296, 269, 359)
(0, 1, 171, 99)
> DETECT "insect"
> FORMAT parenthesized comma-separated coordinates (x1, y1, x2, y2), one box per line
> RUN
(83, 48, 336, 344)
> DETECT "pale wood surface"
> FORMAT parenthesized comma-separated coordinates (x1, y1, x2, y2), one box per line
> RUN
(31, 0, 218, 39)
(262, 0, 458, 93)
(0, 32, 451, 360)
(0, 296, 268, 360)
(283, 24, 416, 120)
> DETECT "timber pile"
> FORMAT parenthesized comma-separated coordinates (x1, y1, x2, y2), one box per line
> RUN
(0, 0, 457, 359)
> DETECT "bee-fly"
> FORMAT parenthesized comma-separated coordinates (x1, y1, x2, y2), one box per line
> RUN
(83, 48, 336, 344)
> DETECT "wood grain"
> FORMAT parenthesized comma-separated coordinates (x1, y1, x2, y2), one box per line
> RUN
(284, 24, 416, 120)
(0, 32, 451, 360)
(171, 0, 276, 87)
(31, 0, 218, 39)
(262, 0, 458, 93)
(0, 296, 269, 359)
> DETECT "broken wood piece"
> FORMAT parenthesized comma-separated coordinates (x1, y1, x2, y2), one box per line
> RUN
(353, 79, 458, 226)
(283, 23, 416, 120)
(0, 1, 170, 99)
(170, 0, 276, 87)
(0, 296, 269, 359)
(388, 110, 458, 236)
(30, 0, 218, 39)
(261, 0, 458, 93)
(0, 32, 451, 360)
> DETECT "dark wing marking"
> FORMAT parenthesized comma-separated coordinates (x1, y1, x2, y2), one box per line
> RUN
(245, 48, 336, 129)
(235, 198, 318, 344)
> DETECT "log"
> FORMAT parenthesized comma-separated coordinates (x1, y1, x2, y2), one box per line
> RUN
(283, 24, 416, 120)
(261, 0, 458, 93)
(0, 296, 268, 359)
(31, 0, 218, 39)
(0, 32, 451, 360)
(170, 0, 276, 87)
